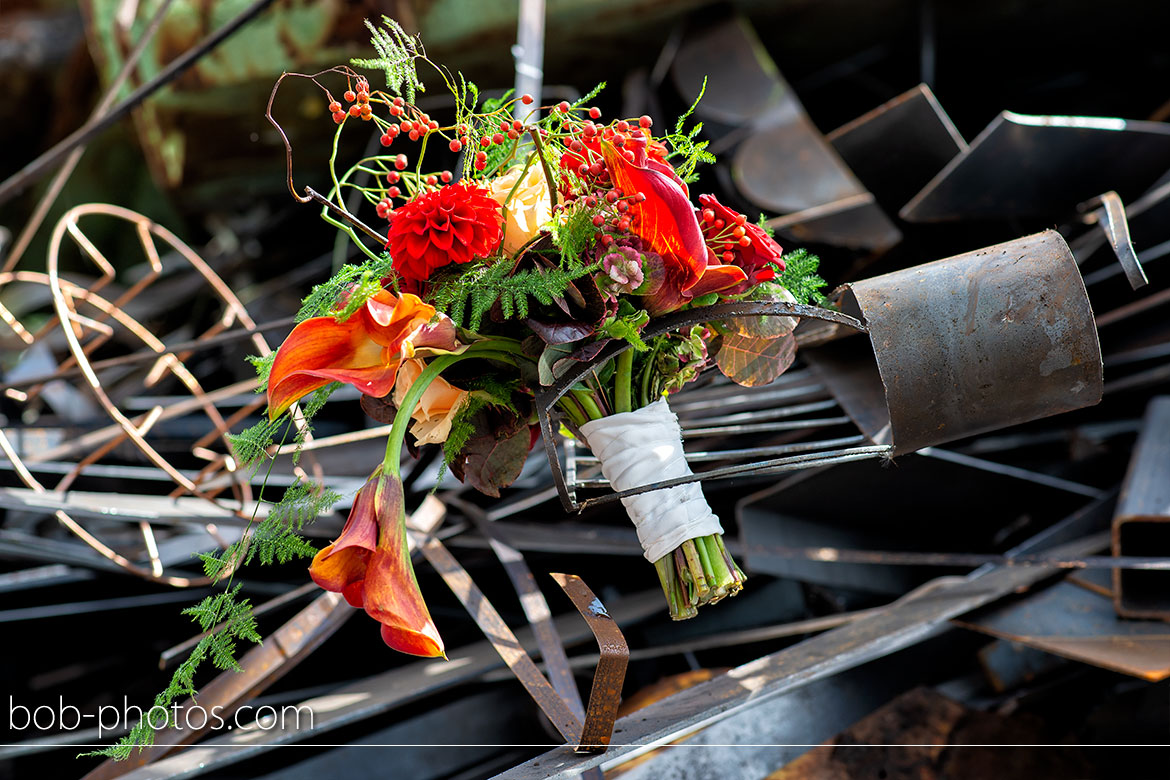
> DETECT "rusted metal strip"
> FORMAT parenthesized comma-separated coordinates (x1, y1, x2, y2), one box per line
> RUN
(451, 497, 585, 723)
(1074, 190, 1148, 290)
(550, 573, 629, 754)
(414, 516, 584, 743)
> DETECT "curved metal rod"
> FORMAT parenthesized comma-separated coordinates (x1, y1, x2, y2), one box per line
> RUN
(534, 301, 868, 512)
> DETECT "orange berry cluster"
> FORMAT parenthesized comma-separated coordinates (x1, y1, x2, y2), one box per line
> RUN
(329, 77, 374, 124)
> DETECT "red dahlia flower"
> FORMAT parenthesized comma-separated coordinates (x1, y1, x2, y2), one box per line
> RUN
(309, 469, 444, 657)
(386, 182, 503, 282)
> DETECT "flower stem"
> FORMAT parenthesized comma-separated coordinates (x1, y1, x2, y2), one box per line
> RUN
(382, 344, 519, 478)
(614, 349, 633, 415)
(654, 555, 696, 620)
(680, 539, 710, 604)
(571, 388, 604, 422)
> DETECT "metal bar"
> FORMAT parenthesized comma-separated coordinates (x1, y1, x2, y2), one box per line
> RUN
(25, 379, 256, 463)
(493, 502, 1113, 779)
(0, 316, 296, 393)
(0, 564, 94, 593)
(0, 0, 279, 206)
(573, 445, 891, 510)
(1095, 285, 1170, 328)
(550, 574, 628, 754)
(572, 434, 870, 465)
(743, 532, 1170, 570)
(414, 516, 584, 743)
(513, 0, 545, 124)
(681, 415, 853, 437)
(453, 497, 585, 723)
(0, 589, 215, 623)
(917, 447, 1106, 498)
(676, 399, 841, 428)
(1112, 396, 1170, 618)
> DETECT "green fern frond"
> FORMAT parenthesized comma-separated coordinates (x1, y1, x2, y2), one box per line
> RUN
(351, 16, 426, 102)
(661, 77, 716, 182)
(429, 258, 597, 330)
(441, 395, 487, 466)
(776, 247, 828, 305)
(551, 201, 601, 267)
(226, 417, 285, 473)
(299, 253, 397, 323)
(86, 587, 260, 760)
(246, 353, 276, 394)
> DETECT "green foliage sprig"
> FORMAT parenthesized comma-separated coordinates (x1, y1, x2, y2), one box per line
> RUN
(661, 77, 716, 183)
(429, 259, 597, 330)
(88, 586, 260, 760)
(297, 253, 397, 323)
(351, 16, 426, 102)
(776, 247, 828, 305)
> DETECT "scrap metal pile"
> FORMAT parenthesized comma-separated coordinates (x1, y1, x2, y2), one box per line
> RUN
(1, 3, 1167, 779)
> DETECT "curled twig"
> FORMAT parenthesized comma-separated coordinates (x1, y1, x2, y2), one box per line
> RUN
(265, 68, 387, 246)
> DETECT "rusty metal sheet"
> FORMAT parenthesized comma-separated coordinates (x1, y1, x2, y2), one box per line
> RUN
(955, 579, 1170, 682)
(491, 499, 1114, 779)
(826, 83, 967, 214)
(901, 111, 1170, 222)
(765, 192, 902, 253)
(834, 230, 1103, 455)
(1112, 396, 1170, 619)
(671, 14, 901, 251)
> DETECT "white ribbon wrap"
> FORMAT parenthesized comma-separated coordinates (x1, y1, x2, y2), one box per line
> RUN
(579, 398, 723, 562)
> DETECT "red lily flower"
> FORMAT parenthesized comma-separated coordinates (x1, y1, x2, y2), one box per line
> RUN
(698, 193, 785, 279)
(266, 290, 457, 419)
(309, 469, 444, 657)
(600, 140, 709, 307)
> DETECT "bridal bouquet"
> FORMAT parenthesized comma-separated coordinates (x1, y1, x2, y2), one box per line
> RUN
(247, 18, 826, 657)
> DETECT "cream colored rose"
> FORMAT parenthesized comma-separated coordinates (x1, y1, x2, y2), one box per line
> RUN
(488, 164, 559, 256)
(392, 359, 469, 445)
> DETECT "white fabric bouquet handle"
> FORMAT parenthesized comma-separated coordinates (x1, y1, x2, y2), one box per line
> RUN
(579, 398, 723, 562)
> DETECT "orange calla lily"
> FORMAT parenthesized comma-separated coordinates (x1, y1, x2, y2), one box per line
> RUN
(309, 469, 445, 657)
(266, 290, 457, 419)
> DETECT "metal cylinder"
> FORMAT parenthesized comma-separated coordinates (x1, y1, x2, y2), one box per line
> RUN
(820, 230, 1103, 455)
